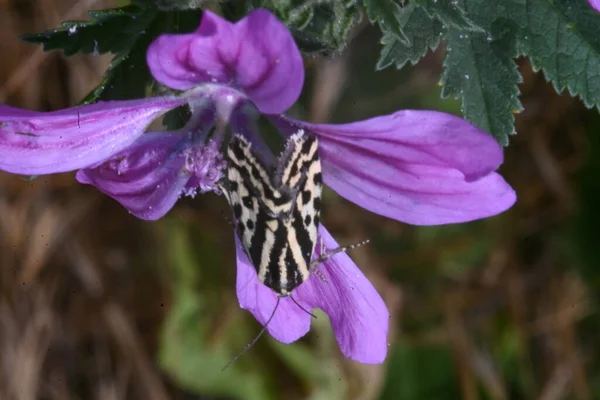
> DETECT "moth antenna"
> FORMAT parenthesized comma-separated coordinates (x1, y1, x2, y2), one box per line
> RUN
(310, 239, 371, 268)
(222, 296, 281, 372)
(289, 295, 317, 319)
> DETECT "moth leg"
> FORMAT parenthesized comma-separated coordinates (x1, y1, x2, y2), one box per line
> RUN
(318, 236, 326, 257)
(308, 238, 328, 283)
(312, 269, 328, 283)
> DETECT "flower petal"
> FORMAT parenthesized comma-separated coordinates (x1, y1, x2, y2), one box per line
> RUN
(147, 9, 303, 114)
(0, 97, 184, 175)
(295, 226, 389, 364)
(76, 132, 189, 220)
(235, 235, 311, 343)
(590, 0, 600, 12)
(277, 111, 516, 225)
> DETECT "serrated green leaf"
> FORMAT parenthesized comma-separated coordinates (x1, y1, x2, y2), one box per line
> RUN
(22, 3, 157, 102)
(248, 0, 362, 54)
(374, 0, 527, 144)
(461, 0, 526, 34)
(363, 0, 409, 44)
(441, 29, 523, 145)
(518, 0, 600, 111)
(81, 44, 148, 103)
(21, 5, 154, 56)
(291, 1, 362, 54)
(377, 4, 442, 70)
(416, 0, 484, 31)
(155, 0, 218, 10)
(22, 3, 202, 102)
(21, 6, 153, 56)
(84, 10, 201, 102)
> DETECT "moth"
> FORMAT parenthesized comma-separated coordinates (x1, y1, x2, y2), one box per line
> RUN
(220, 130, 367, 297)
(220, 130, 321, 296)
(219, 130, 368, 370)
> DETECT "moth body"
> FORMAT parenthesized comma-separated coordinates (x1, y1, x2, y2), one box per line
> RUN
(221, 131, 322, 296)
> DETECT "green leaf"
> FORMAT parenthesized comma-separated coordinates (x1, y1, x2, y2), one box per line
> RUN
(21, 4, 156, 102)
(21, 3, 202, 102)
(248, 0, 362, 54)
(21, 5, 154, 56)
(81, 35, 152, 103)
(291, 0, 363, 54)
(375, 0, 526, 144)
(416, 0, 484, 31)
(460, 0, 526, 33)
(441, 29, 523, 145)
(22, 4, 158, 102)
(363, 0, 409, 44)
(155, 0, 218, 10)
(437, 0, 600, 143)
(83, 10, 202, 102)
(377, 4, 442, 70)
(518, 0, 600, 111)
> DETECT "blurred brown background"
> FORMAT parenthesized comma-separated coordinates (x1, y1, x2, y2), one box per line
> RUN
(1, 1, 599, 399)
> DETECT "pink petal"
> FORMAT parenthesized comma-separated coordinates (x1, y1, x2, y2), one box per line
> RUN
(147, 9, 303, 114)
(278, 111, 516, 225)
(76, 132, 189, 220)
(235, 235, 311, 343)
(589, 0, 600, 12)
(0, 97, 184, 175)
(295, 226, 389, 364)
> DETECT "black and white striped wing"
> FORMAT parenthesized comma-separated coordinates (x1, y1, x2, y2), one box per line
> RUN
(222, 131, 322, 295)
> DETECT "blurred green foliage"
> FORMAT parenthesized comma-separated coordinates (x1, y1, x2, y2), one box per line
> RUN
(380, 345, 460, 399)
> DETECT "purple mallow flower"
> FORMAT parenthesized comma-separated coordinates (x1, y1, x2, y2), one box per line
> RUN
(590, 0, 600, 12)
(0, 9, 516, 364)
(236, 226, 389, 362)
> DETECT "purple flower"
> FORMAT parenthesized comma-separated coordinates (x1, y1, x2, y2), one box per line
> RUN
(0, 9, 516, 364)
(590, 0, 600, 12)
(236, 226, 388, 363)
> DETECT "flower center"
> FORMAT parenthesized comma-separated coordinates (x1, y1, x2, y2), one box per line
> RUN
(182, 140, 225, 197)
(185, 84, 248, 124)
(108, 157, 129, 176)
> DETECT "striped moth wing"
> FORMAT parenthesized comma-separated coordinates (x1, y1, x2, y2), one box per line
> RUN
(221, 131, 322, 295)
